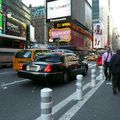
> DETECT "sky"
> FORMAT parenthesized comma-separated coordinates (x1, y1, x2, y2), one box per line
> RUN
(111, 0, 120, 30)
(22, 0, 45, 7)
(22, 0, 120, 30)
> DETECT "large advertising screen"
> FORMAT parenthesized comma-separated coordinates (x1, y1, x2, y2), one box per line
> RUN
(93, 23, 103, 48)
(47, 0, 71, 21)
(6, 16, 26, 39)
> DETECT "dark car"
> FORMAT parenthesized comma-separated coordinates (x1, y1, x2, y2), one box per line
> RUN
(17, 52, 88, 84)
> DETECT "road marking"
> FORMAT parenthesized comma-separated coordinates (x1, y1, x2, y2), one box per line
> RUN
(1, 79, 30, 88)
(106, 82, 112, 85)
(89, 64, 96, 68)
(0, 71, 15, 75)
(36, 82, 92, 120)
(58, 79, 105, 120)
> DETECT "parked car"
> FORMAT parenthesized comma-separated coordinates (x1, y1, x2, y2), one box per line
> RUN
(17, 52, 88, 84)
(13, 48, 51, 71)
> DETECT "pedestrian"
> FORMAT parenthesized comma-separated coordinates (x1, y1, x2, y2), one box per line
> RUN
(110, 49, 120, 94)
(102, 47, 112, 81)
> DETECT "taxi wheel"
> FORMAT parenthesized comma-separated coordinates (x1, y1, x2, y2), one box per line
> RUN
(63, 72, 69, 83)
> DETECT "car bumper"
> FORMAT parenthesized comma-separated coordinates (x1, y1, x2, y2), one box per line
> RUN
(17, 70, 64, 82)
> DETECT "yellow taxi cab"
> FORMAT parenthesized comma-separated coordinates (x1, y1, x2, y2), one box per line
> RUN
(87, 53, 98, 61)
(13, 48, 51, 71)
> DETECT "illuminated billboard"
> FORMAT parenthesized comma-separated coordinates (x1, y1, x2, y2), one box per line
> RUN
(47, 0, 71, 22)
(49, 28, 71, 42)
(0, 0, 2, 12)
(6, 16, 26, 39)
(0, 0, 2, 33)
(0, 13, 2, 30)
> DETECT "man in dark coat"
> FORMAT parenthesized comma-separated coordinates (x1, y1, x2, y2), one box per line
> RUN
(110, 49, 120, 94)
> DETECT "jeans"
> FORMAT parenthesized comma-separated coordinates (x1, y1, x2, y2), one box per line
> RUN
(112, 73, 120, 94)
(104, 62, 111, 80)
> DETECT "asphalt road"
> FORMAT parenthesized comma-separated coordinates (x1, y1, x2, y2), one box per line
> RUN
(0, 62, 108, 120)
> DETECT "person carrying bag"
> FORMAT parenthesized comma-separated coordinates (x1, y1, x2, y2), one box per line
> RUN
(102, 47, 112, 80)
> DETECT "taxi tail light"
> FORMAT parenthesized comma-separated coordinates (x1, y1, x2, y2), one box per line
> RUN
(19, 63, 25, 70)
(44, 65, 52, 73)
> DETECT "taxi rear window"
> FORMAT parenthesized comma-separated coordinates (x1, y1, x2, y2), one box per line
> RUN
(35, 50, 50, 57)
(35, 54, 63, 63)
(15, 50, 32, 58)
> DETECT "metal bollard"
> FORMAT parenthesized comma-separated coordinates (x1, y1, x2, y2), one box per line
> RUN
(91, 69, 96, 87)
(41, 88, 52, 120)
(100, 66, 104, 80)
(76, 74, 83, 101)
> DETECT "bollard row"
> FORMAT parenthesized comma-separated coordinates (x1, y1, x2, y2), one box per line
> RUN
(40, 66, 104, 120)
(76, 66, 104, 101)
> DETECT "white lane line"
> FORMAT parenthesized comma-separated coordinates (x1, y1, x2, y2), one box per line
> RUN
(89, 64, 96, 68)
(58, 79, 105, 120)
(0, 71, 15, 75)
(1, 79, 30, 87)
(35, 82, 91, 120)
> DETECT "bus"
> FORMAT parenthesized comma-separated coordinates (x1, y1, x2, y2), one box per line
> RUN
(0, 34, 25, 67)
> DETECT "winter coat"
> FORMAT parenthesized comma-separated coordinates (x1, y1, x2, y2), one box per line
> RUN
(110, 52, 120, 74)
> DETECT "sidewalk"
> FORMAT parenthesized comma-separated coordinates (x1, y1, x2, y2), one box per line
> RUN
(71, 80, 120, 120)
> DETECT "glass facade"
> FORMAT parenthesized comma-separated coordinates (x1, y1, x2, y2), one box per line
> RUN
(31, 6, 45, 17)
(85, 3, 92, 29)
(0, 0, 31, 49)
(92, 0, 99, 21)
(3, 0, 31, 24)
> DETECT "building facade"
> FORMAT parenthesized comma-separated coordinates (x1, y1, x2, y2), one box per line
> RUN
(30, 6, 46, 44)
(47, 0, 92, 51)
(0, 0, 31, 49)
(92, 0, 112, 49)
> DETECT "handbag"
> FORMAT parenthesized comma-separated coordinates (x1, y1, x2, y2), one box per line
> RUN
(104, 53, 109, 65)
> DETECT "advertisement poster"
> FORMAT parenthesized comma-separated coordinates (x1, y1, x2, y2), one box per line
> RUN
(6, 16, 26, 38)
(93, 23, 103, 48)
(71, 30, 84, 50)
(49, 28, 71, 42)
(84, 36, 92, 50)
